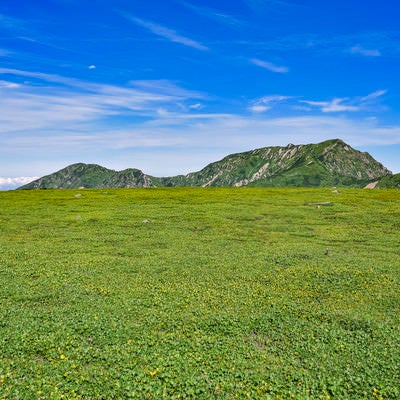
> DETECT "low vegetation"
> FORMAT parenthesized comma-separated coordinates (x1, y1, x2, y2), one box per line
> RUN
(376, 173, 400, 189)
(1, 188, 399, 399)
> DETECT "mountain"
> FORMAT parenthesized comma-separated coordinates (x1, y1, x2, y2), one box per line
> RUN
(156, 139, 391, 188)
(18, 139, 392, 189)
(19, 163, 154, 189)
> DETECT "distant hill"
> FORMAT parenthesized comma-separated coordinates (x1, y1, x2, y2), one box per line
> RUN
(18, 139, 392, 189)
(18, 163, 154, 189)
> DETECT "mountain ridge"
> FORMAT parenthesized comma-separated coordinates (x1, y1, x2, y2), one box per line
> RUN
(18, 139, 394, 189)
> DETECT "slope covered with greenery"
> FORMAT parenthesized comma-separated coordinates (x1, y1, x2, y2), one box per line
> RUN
(376, 173, 400, 188)
(18, 139, 392, 189)
(159, 139, 391, 188)
(19, 163, 154, 189)
(1, 188, 399, 398)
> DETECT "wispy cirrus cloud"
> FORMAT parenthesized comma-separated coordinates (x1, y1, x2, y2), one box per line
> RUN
(128, 79, 205, 98)
(350, 45, 381, 57)
(250, 58, 289, 73)
(235, 31, 399, 58)
(0, 80, 20, 88)
(249, 95, 293, 112)
(122, 14, 208, 51)
(0, 68, 205, 99)
(0, 13, 23, 30)
(360, 90, 387, 101)
(0, 12, 37, 40)
(301, 98, 359, 113)
(301, 90, 387, 113)
(188, 103, 203, 110)
(245, 0, 295, 12)
(0, 68, 205, 132)
(179, 1, 244, 27)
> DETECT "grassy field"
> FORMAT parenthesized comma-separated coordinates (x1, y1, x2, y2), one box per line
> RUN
(0, 188, 399, 399)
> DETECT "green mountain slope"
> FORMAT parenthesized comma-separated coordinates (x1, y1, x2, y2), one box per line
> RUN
(18, 139, 392, 189)
(158, 139, 391, 188)
(19, 163, 155, 189)
(375, 173, 400, 189)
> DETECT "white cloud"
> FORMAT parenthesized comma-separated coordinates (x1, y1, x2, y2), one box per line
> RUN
(5, 112, 399, 153)
(0, 176, 38, 189)
(0, 80, 20, 88)
(301, 98, 359, 113)
(0, 68, 205, 132)
(189, 103, 203, 110)
(129, 79, 204, 98)
(179, 1, 244, 27)
(123, 15, 208, 51)
(250, 105, 271, 113)
(350, 45, 381, 57)
(301, 90, 387, 113)
(88, 65, 96, 69)
(360, 89, 387, 102)
(235, 31, 399, 58)
(249, 95, 292, 112)
(250, 58, 289, 73)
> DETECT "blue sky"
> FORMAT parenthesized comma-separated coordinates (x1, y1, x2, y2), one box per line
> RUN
(1, 0, 399, 189)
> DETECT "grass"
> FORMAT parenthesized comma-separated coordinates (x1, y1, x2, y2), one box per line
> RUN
(0, 187, 399, 399)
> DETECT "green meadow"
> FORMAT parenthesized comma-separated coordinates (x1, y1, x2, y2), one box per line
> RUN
(0, 188, 399, 399)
